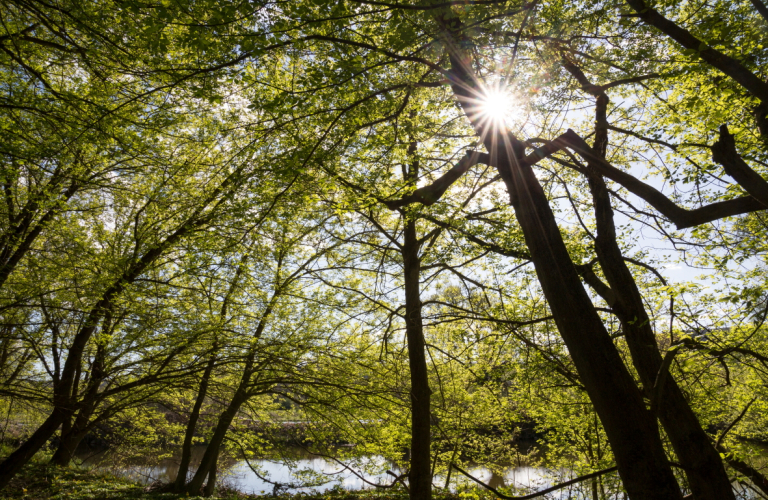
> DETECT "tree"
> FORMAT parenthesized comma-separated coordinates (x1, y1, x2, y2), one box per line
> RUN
(3, 1, 768, 498)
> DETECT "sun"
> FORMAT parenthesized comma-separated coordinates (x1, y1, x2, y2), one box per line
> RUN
(480, 88, 515, 125)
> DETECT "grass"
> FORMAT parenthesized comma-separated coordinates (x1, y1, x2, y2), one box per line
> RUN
(0, 462, 488, 500)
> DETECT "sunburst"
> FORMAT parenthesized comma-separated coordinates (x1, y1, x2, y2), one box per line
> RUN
(479, 87, 515, 127)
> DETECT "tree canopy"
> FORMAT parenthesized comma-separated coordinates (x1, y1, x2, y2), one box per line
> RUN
(2, 1, 768, 499)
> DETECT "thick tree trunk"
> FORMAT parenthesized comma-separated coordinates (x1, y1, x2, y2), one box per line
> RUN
(402, 216, 431, 500)
(585, 91, 735, 500)
(174, 355, 216, 491)
(589, 172, 735, 500)
(498, 144, 682, 497)
(50, 415, 74, 466)
(50, 418, 87, 467)
(51, 347, 105, 467)
(493, 140, 682, 499)
(0, 345, 84, 480)
(439, 16, 683, 496)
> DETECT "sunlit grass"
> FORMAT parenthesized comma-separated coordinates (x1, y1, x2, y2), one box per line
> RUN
(2, 461, 498, 500)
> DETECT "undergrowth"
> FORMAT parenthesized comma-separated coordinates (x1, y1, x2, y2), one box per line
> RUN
(0, 461, 486, 500)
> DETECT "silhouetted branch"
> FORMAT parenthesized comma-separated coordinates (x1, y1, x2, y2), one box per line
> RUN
(450, 462, 618, 500)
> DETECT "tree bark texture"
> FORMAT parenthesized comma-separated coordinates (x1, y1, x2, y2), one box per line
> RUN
(402, 215, 432, 500)
(50, 344, 106, 467)
(439, 14, 683, 499)
(492, 133, 682, 500)
(185, 389, 248, 494)
(583, 89, 735, 500)
(174, 354, 216, 491)
(0, 408, 69, 485)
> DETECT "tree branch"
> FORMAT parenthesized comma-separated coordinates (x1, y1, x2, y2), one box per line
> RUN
(384, 152, 490, 209)
(711, 125, 768, 208)
(624, 0, 768, 103)
(450, 462, 618, 500)
(559, 129, 767, 229)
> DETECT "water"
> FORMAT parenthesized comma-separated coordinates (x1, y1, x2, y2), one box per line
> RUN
(79, 445, 560, 496)
(78, 446, 763, 499)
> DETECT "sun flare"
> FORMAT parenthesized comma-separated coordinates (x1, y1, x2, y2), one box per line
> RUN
(480, 88, 514, 125)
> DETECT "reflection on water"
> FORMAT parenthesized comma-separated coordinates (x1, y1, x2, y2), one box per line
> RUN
(77, 446, 765, 499)
(79, 445, 555, 495)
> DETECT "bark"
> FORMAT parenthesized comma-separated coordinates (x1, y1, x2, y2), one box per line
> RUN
(558, 131, 766, 228)
(184, 298, 274, 494)
(51, 344, 106, 467)
(711, 125, 768, 207)
(174, 355, 216, 490)
(573, 62, 735, 500)
(185, 389, 248, 494)
(49, 419, 90, 467)
(385, 152, 489, 209)
(203, 455, 217, 497)
(490, 132, 682, 500)
(50, 415, 74, 466)
(588, 147, 735, 500)
(624, 0, 768, 104)
(0, 408, 69, 485)
(402, 212, 432, 500)
(439, 14, 683, 499)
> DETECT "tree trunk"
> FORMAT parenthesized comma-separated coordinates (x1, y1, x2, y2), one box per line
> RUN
(184, 292, 273, 494)
(203, 454, 217, 497)
(50, 418, 85, 466)
(585, 93, 735, 500)
(402, 215, 432, 500)
(185, 389, 248, 494)
(440, 16, 683, 498)
(0, 407, 69, 484)
(174, 355, 216, 491)
(51, 346, 105, 468)
(493, 140, 682, 500)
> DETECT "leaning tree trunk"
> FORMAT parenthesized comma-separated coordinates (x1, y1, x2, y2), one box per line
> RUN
(203, 455, 218, 497)
(174, 354, 216, 491)
(402, 214, 432, 500)
(177, 256, 244, 491)
(183, 294, 274, 494)
(0, 408, 70, 482)
(50, 412, 91, 467)
(185, 388, 248, 494)
(491, 134, 682, 500)
(51, 345, 105, 467)
(584, 91, 735, 500)
(438, 14, 683, 498)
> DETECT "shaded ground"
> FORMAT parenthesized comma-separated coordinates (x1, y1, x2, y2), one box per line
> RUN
(0, 462, 479, 500)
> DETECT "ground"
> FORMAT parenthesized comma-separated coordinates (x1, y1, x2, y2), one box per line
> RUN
(0, 462, 483, 500)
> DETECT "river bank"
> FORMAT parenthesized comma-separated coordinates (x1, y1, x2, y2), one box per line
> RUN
(0, 461, 481, 500)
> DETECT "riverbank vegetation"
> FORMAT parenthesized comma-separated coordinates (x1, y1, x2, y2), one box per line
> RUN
(2, 0, 768, 499)
(0, 460, 426, 500)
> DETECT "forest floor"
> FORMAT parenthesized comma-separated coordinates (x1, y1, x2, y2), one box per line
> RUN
(0, 462, 475, 500)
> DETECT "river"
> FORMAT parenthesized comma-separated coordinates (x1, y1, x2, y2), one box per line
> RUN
(78, 445, 577, 496)
(77, 445, 761, 499)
